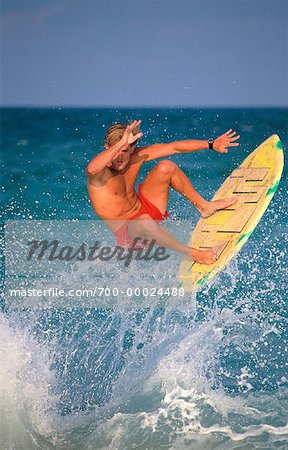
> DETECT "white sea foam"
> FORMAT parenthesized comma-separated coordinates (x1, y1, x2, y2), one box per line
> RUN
(1, 236, 287, 449)
(0, 314, 56, 449)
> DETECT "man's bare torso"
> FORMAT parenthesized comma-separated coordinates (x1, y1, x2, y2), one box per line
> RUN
(87, 152, 144, 231)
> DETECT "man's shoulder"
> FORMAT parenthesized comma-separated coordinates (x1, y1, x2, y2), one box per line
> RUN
(134, 145, 150, 153)
(87, 167, 112, 186)
(131, 146, 150, 163)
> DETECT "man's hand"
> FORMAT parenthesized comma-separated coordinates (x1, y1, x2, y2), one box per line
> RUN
(213, 129, 240, 153)
(107, 120, 143, 162)
(120, 120, 143, 146)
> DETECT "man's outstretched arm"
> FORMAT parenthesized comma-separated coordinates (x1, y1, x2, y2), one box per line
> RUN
(136, 129, 240, 162)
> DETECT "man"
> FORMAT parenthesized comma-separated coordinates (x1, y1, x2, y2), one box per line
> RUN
(86, 120, 240, 264)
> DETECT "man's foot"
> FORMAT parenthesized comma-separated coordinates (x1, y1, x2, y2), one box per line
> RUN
(200, 197, 238, 218)
(191, 248, 218, 264)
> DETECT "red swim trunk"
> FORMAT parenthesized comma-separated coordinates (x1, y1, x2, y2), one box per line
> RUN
(114, 182, 169, 249)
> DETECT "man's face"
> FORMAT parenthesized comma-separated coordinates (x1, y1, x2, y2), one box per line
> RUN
(109, 144, 136, 171)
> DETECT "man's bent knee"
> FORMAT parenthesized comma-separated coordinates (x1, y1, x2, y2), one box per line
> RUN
(155, 160, 178, 176)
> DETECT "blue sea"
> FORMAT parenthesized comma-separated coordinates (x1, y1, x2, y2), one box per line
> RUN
(1, 107, 288, 449)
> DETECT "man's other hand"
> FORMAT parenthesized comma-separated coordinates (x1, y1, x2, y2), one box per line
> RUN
(214, 129, 240, 153)
(121, 120, 143, 146)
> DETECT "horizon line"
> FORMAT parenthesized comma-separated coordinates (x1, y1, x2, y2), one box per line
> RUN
(1, 104, 288, 109)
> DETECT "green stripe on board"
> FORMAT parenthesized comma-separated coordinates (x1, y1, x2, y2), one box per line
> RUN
(237, 231, 252, 245)
(266, 179, 280, 196)
(276, 140, 283, 150)
(197, 273, 210, 287)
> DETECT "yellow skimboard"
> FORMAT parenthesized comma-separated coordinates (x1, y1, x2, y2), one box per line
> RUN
(179, 135, 284, 291)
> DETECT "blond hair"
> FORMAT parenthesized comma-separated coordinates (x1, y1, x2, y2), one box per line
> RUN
(105, 123, 127, 147)
(105, 121, 140, 147)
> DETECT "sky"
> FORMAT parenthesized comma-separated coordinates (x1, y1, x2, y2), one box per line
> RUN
(1, 0, 288, 107)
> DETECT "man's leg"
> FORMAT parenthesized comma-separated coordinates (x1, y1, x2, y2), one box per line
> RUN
(128, 214, 218, 264)
(140, 160, 237, 217)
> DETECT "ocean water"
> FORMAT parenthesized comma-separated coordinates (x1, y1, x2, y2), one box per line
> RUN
(1, 107, 288, 449)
